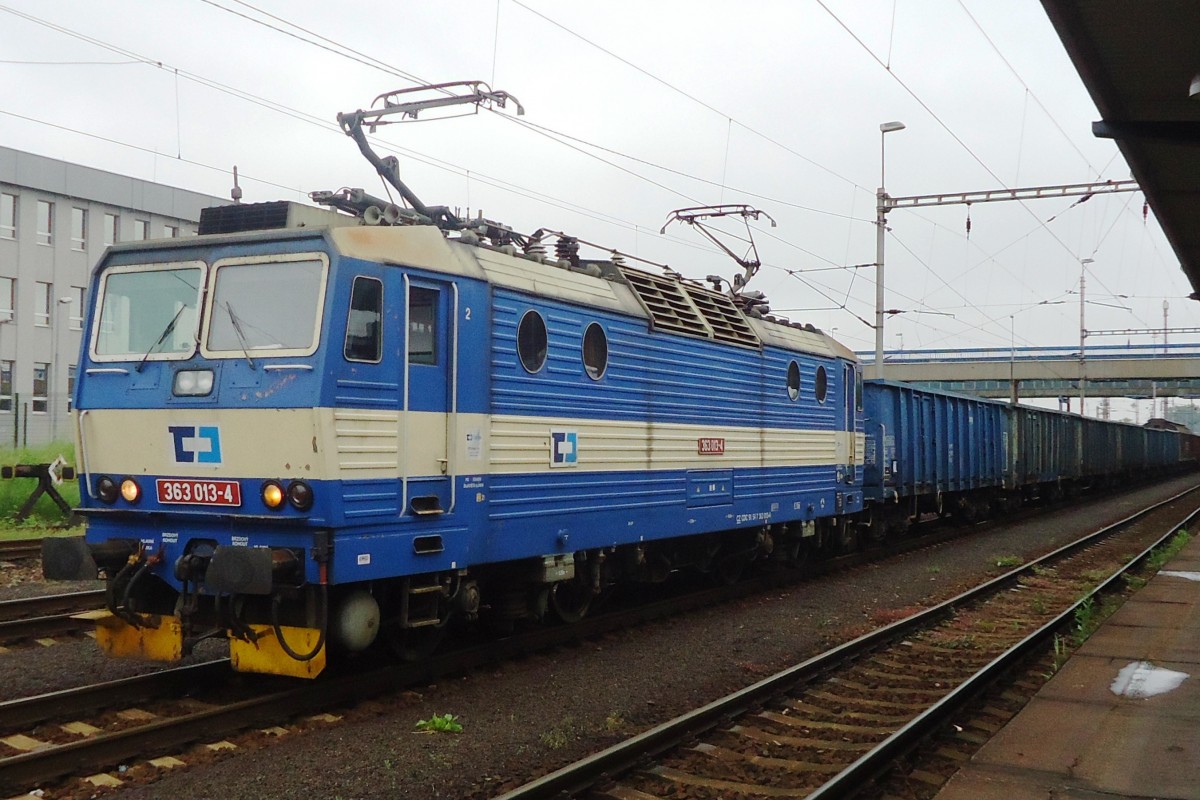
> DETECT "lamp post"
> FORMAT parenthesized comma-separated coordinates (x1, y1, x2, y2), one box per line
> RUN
(1010, 315, 1017, 404)
(875, 120, 906, 379)
(52, 296, 73, 442)
(1078, 258, 1093, 416)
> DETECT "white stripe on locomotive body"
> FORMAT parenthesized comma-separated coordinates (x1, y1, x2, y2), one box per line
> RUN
(79, 407, 863, 480)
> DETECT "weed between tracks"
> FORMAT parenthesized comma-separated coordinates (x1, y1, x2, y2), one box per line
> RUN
(1043, 527, 1194, 679)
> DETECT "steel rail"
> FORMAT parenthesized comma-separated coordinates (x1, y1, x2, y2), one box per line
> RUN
(0, 613, 91, 644)
(0, 661, 233, 734)
(492, 484, 1200, 800)
(0, 539, 42, 561)
(0, 590, 104, 623)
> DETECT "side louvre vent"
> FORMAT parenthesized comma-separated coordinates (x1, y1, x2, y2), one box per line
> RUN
(620, 266, 710, 338)
(682, 285, 760, 347)
(619, 265, 760, 348)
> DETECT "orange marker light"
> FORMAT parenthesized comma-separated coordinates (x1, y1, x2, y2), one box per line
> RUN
(262, 481, 285, 510)
(119, 478, 141, 504)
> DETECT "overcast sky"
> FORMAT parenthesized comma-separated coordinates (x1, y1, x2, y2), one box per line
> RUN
(1, 1, 1194, 418)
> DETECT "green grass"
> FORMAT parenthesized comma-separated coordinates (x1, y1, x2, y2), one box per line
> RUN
(1146, 529, 1192, 573)
(0, 442, 80, 530)
(1044, 634, 1070, 678)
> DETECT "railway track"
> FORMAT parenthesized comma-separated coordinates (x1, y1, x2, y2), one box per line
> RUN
(0, 590, 105, 647)
(0, 538, 42, 562)
(0, 483, 1187, 796)
(492, 485, 1200, 800)
(0, 507, 1046, 797)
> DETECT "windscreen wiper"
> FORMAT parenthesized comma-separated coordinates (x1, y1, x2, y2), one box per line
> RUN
(224, 301, 256, 369)
(136, 304, 189, 373)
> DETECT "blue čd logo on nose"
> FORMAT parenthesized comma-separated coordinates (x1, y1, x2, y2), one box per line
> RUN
(551, 430, 577, 465)
(169, 425, 223, 464)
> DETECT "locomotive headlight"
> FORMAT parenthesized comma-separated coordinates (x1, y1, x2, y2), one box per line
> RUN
(97, 476, 118, 504)
(287, 480, 314, 511)
(173, 369, 214, 396)
(119, 478, 142, 504)
(261, 480, 285, 510)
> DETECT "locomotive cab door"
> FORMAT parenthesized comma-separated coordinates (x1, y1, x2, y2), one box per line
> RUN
(402, 276, 457, 516)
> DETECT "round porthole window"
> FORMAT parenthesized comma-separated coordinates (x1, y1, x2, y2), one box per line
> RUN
(815, 365, 828, 404)
(583, 323, 608, 380)
(787, 361, 800, 401)
(517, 310, 548, 373)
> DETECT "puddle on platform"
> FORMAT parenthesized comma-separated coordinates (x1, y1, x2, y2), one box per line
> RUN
(1111, 661, 1190, 699)
(1159, 571, 1200, 582)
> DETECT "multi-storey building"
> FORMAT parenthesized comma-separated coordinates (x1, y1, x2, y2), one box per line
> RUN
(0, 146, 226, 446)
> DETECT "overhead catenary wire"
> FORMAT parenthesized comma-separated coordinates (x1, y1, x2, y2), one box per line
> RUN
(816, 0, 1164, 328)
(3, 1, 1189, 354)
(180, 0, 1154, 343)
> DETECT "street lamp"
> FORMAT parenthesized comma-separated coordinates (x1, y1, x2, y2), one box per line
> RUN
(52, 296, 73, 442)
(1079, 258, 1093, 416)
(875, 120, 906, 379)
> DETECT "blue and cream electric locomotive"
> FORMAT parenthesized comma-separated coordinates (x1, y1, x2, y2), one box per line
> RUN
(45, 83, 865, 677)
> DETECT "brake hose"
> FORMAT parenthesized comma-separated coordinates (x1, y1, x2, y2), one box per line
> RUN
(271, 584, 328, 662)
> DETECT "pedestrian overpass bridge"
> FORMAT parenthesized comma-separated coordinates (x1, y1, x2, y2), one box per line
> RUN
(861, 343, 1200, 400)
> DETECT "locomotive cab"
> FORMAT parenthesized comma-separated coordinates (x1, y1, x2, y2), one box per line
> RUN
(47, 223, 377, 677)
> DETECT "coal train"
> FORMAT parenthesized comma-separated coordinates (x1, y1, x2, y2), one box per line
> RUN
(43, 83, 1197, 677)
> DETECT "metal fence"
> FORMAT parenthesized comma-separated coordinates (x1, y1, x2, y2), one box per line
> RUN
(0, 391, 75, 449)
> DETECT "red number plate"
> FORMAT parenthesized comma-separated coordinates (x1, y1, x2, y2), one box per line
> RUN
(156, 479, 242, 506)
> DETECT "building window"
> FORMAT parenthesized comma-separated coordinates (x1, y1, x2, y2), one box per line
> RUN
(0, 361, 11, 412)
(35, 282, 50, 327)
(32, 363, 48, 414)
(164, 224, 179, 238)
(70, 207, 87, 251)
(67, 364, 76, 412)
(36, 200, 53, 246)
(133, 219, 149, 241)
(0, 193, 15, 239)
(0, 277, 13, 323)
(104, 213, 119, 246)
(70, 287, 85, 330)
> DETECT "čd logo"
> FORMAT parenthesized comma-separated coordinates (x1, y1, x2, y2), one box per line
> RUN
(169, 425, 223, 464)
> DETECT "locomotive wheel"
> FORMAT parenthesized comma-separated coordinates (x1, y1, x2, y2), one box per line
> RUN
(385, 621, 447, 662)
(865, 511, 890, 544)
(549, 580, 593, 624)
(713, 552, 750, 585)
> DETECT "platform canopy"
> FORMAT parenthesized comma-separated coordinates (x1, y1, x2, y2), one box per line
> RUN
(1041, 1, 1200, 298)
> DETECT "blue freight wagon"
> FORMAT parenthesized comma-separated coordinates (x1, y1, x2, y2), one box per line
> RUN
(862, 380, 1008, 537)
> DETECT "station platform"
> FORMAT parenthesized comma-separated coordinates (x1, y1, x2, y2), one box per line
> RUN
(935, 536, 1200, 800)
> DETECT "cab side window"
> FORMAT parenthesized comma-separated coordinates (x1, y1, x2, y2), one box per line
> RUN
(408, 287, 438, 365)
(345, 276, 382, 362)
